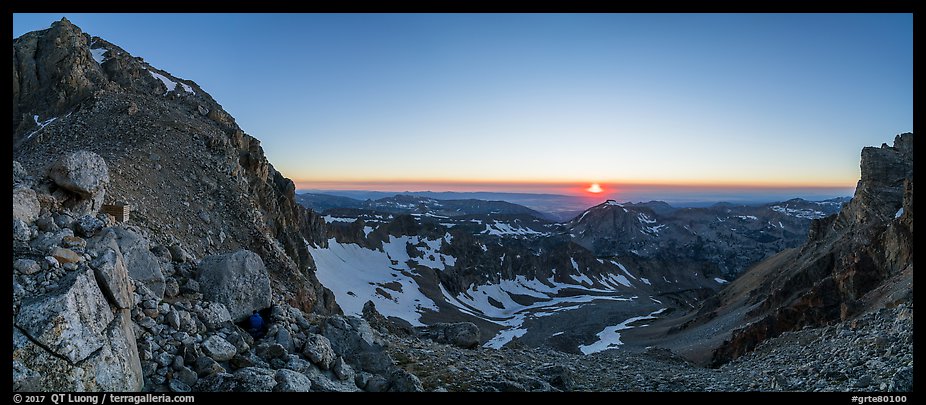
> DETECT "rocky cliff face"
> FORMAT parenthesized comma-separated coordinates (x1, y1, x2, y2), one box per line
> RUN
(13, 18, 335, 315)
(657, 134, 913, 366)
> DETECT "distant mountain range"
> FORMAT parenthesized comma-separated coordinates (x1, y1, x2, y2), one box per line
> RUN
(299, 190, 590, 221)
(298, 189, 853, 223)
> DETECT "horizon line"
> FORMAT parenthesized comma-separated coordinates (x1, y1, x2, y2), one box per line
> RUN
(294, 179, 858, 191)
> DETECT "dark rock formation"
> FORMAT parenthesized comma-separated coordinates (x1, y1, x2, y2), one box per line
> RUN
(13, 18, 337, 316)
(697, 134, 913, 366)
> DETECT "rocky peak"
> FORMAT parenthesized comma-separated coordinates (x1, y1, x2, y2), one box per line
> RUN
(13, 18, 106, 142)
(836, 132, 914, 227)
(674, 133, 915, 366)
(13, 20, 335, 315)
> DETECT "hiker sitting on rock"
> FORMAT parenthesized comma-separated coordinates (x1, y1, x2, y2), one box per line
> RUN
(249, 310, 265, 339)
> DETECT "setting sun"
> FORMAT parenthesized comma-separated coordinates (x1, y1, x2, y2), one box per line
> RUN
(586, 183, 603, 193)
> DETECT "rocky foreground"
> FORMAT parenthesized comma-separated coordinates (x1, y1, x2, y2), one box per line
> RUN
(381, 300, 913, 392)
(12, 154, 420, 392)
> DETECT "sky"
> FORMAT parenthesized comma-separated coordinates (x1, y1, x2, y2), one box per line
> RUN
(13, 14, 912, 201)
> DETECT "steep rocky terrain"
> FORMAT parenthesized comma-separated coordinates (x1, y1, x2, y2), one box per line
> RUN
(13, 18, 335, 315)
(379, 300, 912, 392)
(12, 19, 417, 393)
(645, 133, 914, 366)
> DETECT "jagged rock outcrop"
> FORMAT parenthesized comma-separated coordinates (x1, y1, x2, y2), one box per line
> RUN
(13, 18, 337, 316)
(197, 250, 272, 322)
(655, 134, 913, 366)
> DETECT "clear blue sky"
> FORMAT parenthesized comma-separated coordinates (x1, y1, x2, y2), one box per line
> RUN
(13, 14, 912, 199)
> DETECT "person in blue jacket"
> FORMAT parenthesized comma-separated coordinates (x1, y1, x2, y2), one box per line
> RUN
(249, 310, 265, 338)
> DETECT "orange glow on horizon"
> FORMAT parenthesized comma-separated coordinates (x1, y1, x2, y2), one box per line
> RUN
(293, 178, 857, 191)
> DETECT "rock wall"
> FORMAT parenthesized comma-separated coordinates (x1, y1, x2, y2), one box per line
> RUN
(710, 133, 914, 365)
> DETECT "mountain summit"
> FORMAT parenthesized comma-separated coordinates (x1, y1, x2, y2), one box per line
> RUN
(13, 18, 337, 315)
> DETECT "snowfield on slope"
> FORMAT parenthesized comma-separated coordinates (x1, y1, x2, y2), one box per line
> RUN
(310, 236, 455, 326)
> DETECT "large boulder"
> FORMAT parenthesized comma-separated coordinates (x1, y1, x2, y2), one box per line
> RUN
(197, 250, 271, 322)
(302, 334, 336, 370)
(48, 150, 110, 199)
(322, 315, 394, 374)
(91, 227, 165, 299)
(13, 272, 143, 391)
(13, 186, 40, 224)
(417, 322, 481, 349)
(89, 248, 134, 309)
(15, 269, 114, 363)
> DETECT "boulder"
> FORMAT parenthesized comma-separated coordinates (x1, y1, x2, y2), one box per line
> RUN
(256, 342, 287, 361)
(197, 250, 271, 322)
(13, 219, 32, 242)
(168, 243, 193, 263)
(273, 369, 312, 392)
(14, 259, 41, 275)
(88, 248, 134, 308)
(388, 369, 424, 392)
(195, 357, 225, 377)
(50, 247, 82, 264)
(12, 273, 143, 392)
(202, 335, 237, 362)
(89, 309, 144, 391)
(302, 334, 336, 370)
(13, 186, 40, 224)
(48, 151, 110, 199)
(275, 327, 296, 354)
(332, 356, 355, 381)
(198, 302, 232, 330)
(322, 315, 393, 374)
(75, 215, 104, 237)
(418, 322, 481, 349)
(92, 227, 165, 299)
(15, 269, 113, 363)
(195, 368, 278, 392)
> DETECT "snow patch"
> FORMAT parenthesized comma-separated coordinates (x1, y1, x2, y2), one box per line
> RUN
(484, 328, 527, 349)
(25, 115, 58, 140)
(771, 205, 827, 219)
(324, 215, 358, 223)
(310, 238, 439, 326)
(578, 308, 666, 354)
(148, 69, 195, 95)
(714, 277, 728, 284)
(637, 213, 657, 224)
(90, 47, 107, 64)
